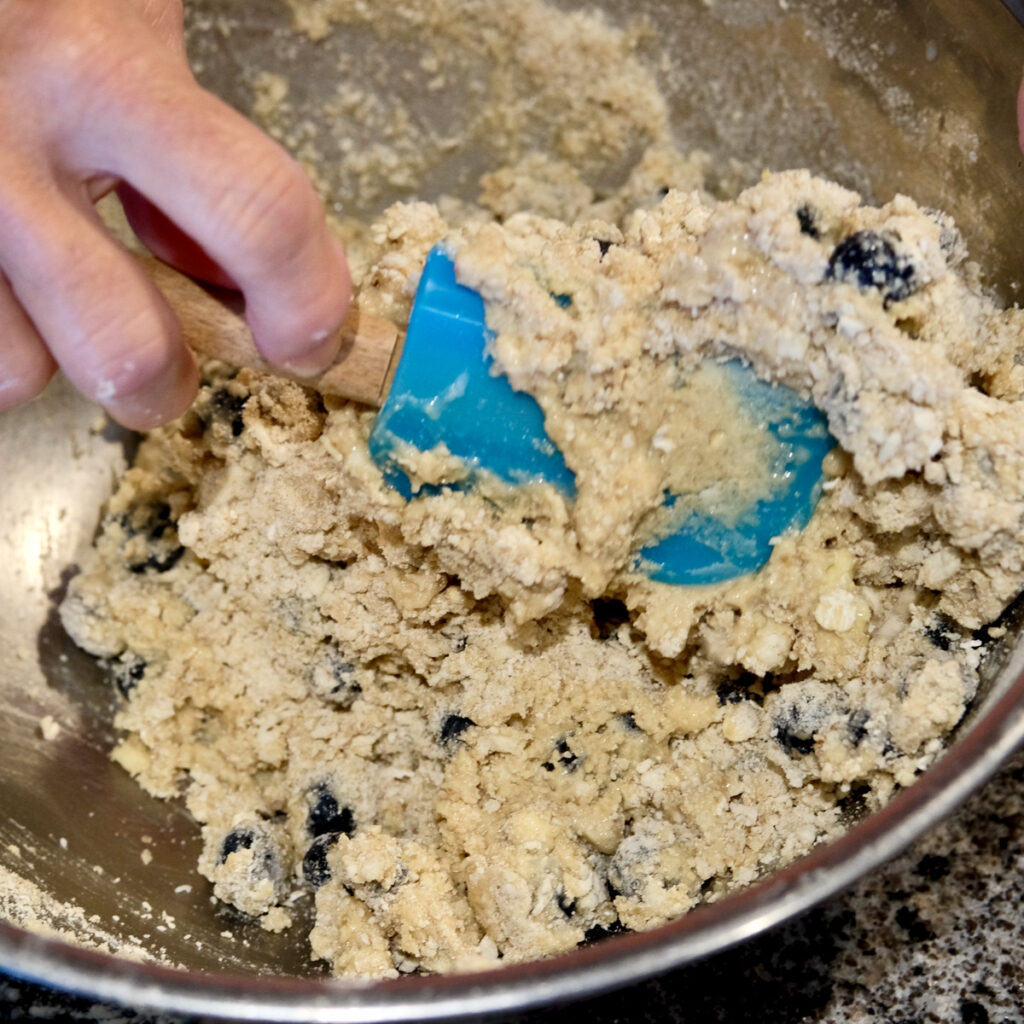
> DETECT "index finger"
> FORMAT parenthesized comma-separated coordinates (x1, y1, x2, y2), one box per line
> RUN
(71, 58, 351, 374)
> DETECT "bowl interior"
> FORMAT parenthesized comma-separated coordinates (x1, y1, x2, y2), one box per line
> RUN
(2, 0, 1023, 1016)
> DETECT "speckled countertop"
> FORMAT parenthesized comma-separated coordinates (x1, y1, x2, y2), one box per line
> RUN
(3, 746, 1023, 1024)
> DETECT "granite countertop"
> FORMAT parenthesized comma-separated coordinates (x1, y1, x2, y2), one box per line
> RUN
(3, 747, 1023, 1024)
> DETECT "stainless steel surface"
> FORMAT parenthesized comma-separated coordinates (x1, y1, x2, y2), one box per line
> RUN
(1, 1, 1023, 1020)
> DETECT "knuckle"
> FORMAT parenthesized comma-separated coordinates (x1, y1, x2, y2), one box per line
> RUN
(209, 148, 320, 274)
(0, 0, 151, 111)
(5, 1, 168, 124)
(14, 3, 116, 89)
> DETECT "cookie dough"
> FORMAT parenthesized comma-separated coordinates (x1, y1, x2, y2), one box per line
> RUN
(60, 157, 1024, 977)
(61, 3, 1024, 983)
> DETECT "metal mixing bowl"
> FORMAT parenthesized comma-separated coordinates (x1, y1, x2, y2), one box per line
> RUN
(2, 1, 1023, 1019)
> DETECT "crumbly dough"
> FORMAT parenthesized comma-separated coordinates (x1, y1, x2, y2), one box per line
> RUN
(61, 160, 1024, 977)
(62, 2, 1024, 984)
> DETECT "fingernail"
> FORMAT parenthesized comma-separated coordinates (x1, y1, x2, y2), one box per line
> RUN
(282, 330, 339, 378)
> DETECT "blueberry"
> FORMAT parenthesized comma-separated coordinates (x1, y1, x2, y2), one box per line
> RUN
(302, 832, 341, 888)
(924, 615, 959, 652)
(826, 230, 918, 306)
(111, 653, 146, 699)
(847, 708, 870, 747)
(121, 502, 185, 575)
(772, 707, 817, 756)
(552, 292, 573, 309)
(308, 647, 362, 708)
(716, 681, 745, 705)
(218, 826, 256, 864)
(541, 737, 580, 774)
(556, 890, 577, 918)
(439, 714, 475, 751)
(306, 783, 355, 839)
(211, 821, 289, 915)
(716, 672, 768, 707)
(200, 389, 247, 438)
(796, 204, 820, 239)
(580, 919, 628, 945)
(590, 597, 630, 640)
(770, 683, 839, 757)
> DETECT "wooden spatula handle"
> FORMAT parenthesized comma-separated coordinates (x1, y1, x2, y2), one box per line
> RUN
(139, 256, 401, 408)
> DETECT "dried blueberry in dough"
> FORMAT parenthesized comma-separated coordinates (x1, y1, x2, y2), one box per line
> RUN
(716, 671, 766, 707)
(208, 820, 291, 918)
(772, 709, 817, 756)
(846, 708, 871, 747)
(306, 782, 356, 839)
(200, 388, 248, 439)
(218, 826, 256, 864)
(119, 502, 185, 575)
(308, 646, 363, 708)
(580, 919, 628, 945)
(826, 229, 918, 306)
(541, 736, 580, 773)
(109, 653, 146, 699)
(796, 203, 820, 239)
(770, 683, 843, 758)
(556, 889, 578, 917)
(302, 832, 341, 888)
(924, 614, 960, 652)
(438, 714, 476, 752)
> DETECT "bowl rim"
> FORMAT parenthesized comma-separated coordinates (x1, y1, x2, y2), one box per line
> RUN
(3, 643, 1023, 1022)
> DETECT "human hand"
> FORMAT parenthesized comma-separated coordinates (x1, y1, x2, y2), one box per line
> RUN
(0, 0, 351, 429)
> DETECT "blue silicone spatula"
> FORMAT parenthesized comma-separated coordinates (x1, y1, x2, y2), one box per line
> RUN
(368, 247, 833, 585)
(146, 246, 833, 586)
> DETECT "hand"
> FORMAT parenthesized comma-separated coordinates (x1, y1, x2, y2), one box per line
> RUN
(0, 0, 351, 429)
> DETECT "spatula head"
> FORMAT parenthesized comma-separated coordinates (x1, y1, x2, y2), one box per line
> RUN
(368, 246, 833, 586)
(368, 247, 575, 498)
(636, 363, 834, 585)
